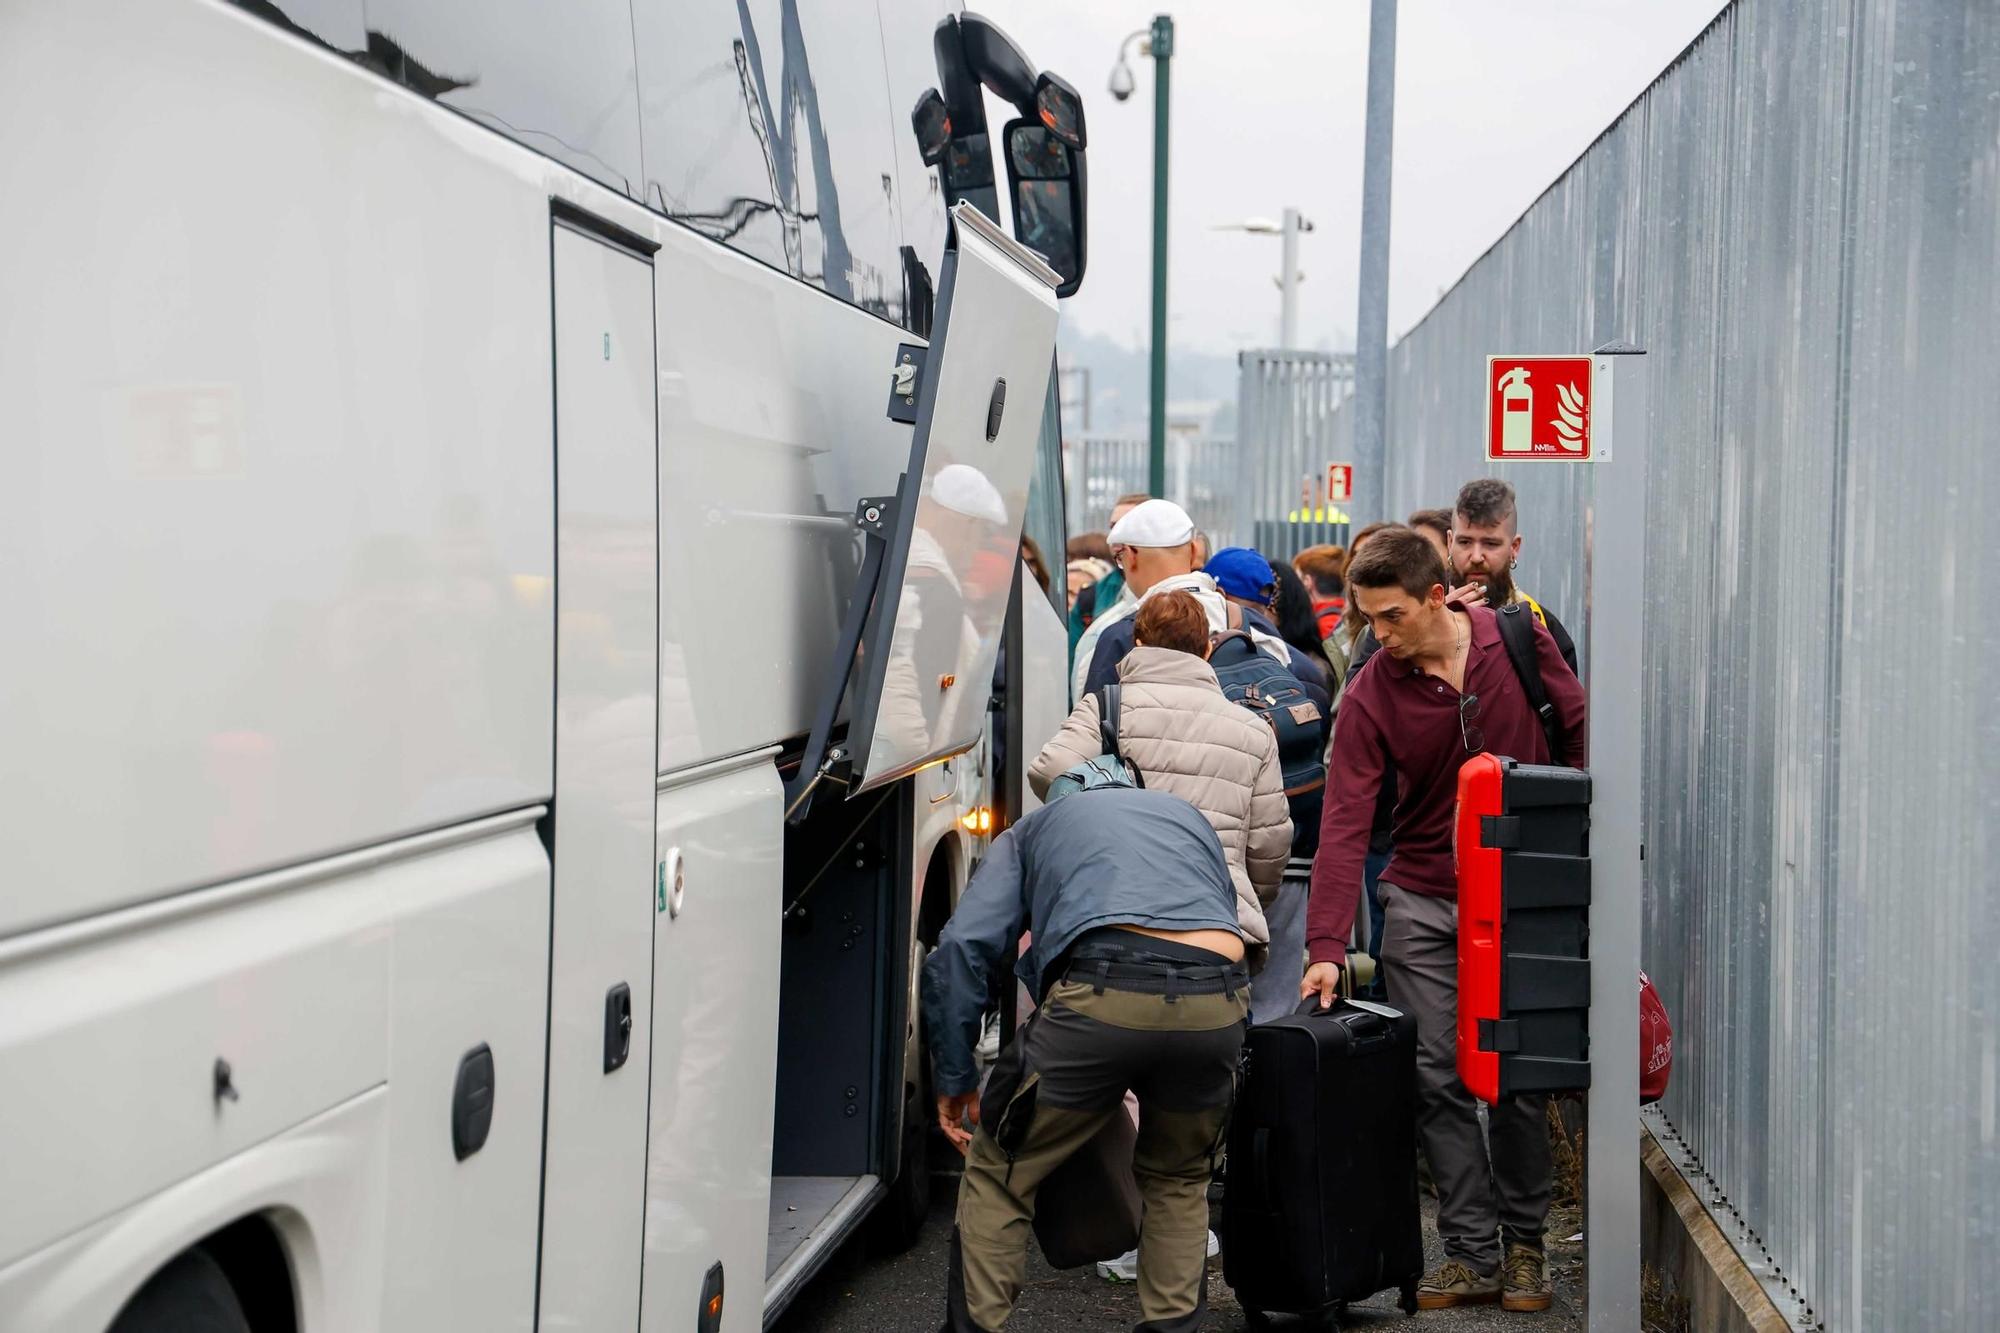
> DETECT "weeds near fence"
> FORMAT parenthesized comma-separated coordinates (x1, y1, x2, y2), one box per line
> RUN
(1642, 1264, 1692, 1333)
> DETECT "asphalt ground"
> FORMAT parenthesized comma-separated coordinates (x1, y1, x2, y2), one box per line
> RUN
(771, 1162, 1585, 1332)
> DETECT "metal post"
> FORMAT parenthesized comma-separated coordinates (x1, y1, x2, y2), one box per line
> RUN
(1279, 206, 1301, 350)
(1352, 0, 1395, 525)
(1584, 344, 1646, 1331)
(1147, 13, 1174, 498)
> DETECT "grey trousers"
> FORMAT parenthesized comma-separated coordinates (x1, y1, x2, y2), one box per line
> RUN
(1379, 881, 1551, 1271)
(1248, 874, 1310, 1025)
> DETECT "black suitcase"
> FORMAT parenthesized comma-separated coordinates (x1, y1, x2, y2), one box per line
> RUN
(1221, 998, 1424, 1328)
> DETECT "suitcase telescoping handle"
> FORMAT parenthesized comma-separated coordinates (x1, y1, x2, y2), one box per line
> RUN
(1293, 996, 1397, 1052)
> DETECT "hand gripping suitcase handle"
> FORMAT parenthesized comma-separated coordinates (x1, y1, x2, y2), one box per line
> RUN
(1292, 996, 1394, 1051)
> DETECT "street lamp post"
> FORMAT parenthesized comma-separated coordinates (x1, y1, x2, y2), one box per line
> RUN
(1214, 208, 1314, 348)
(1278, 206, 1304, 349)
(1111, 16, 1174, 498)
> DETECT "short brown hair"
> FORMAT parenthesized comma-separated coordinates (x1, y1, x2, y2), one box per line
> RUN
(1133, 589, 1211, 657)
(1347, 521, 1404, 557)
(1293, 544, 1347, 597)
(1454, 478, 1517, 530)
(1346, 527, 1448, 601)
(1113, 490, 1153, 514)
(1407, 507, 1453, 540)
(1068, 531, 1113, 562)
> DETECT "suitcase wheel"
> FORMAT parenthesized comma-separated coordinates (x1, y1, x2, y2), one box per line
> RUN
(1399, 1280, 1420, 1316)
(1242, 1307, 1273, 1332)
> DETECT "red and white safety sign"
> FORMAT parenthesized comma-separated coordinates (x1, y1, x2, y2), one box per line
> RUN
(1326, 462, 1353, 503)
(1486, 355, 1594, 461)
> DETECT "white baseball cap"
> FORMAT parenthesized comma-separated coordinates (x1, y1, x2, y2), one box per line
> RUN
(1107, 497, 1196, 549)
(929, 463, 1009, 525)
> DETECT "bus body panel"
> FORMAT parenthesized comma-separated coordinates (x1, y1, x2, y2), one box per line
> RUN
(648, 224, 929, 775)
(0, 0, 1072, 1318)
(0, 814, 548, 1327)
(1016, 576, 1074, 816)
(642, 751, 786, 1332)
(0, 0, 558, 939)
(0, 1088, 392, 1333)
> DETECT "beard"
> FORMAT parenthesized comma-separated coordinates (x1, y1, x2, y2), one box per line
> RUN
(1459, 560, 1516, 604)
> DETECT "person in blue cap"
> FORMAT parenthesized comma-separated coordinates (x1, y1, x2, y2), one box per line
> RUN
(1196, 546, 1335, 1025)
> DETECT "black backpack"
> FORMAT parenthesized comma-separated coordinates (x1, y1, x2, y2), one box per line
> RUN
(1205, 632, 1327, 797)
(1494, 602, 1568, 765)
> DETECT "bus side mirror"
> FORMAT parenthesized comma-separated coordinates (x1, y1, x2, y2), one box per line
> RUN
(1002, 118, 1086, 297)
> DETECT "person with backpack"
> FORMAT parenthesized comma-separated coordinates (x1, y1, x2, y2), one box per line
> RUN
(1200, 547, 1333, 1024)
(1303, 528, 1587, 1314)
(1068, 492, 1154, 686)
(924, 753, 1252, 1333)
(1447, 477, 1579, 672)
(1032, 591, 1293, 961)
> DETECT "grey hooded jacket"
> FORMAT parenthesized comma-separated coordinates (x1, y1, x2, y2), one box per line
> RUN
(921, 779, 1241, 1097)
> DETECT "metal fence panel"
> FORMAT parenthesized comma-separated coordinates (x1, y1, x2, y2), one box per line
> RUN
(1235, 351, 1355, 561)
(1062, 435, 1240, 550)
(1342, 1, 1999, 1326)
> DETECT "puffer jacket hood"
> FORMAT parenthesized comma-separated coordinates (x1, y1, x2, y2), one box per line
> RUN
(1030, 646, 1292, 954)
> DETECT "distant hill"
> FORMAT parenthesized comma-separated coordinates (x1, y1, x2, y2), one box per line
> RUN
(1055, 326, 1244, 437)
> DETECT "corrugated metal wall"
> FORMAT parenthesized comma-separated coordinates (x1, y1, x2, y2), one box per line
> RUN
(1368, 2, 1999, 1327)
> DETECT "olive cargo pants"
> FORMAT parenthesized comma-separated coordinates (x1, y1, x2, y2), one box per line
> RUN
(947, 979, 1247, 1332)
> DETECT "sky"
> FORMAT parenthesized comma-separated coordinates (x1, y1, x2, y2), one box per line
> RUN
(990, 0, 1728, 356)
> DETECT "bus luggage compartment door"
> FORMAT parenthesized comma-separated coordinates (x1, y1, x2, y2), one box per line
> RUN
(843, 204, 1062, 795)
(537, 210, 662, 1332)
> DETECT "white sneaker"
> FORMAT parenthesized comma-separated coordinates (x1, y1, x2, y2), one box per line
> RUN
(974, 1011, 1001, 1064)
(1095, 1247, 1140, 1282)
(1095, 1232, 1219, 1282)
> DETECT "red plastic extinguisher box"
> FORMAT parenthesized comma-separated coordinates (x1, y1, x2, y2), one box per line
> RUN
(1454, 753, 1593, 1103)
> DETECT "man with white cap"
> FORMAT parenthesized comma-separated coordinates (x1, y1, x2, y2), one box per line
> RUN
(1080, 501, 1315, 701)
(1069, 498, 1204, 701)
(878, 464, 1014, 746)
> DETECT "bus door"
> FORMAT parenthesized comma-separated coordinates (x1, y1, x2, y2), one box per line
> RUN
(841, 204, 1064, 796)
(537, 206, 662, 1332)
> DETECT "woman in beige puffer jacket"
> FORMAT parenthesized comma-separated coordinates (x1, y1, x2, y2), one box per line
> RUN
(1029, 590, 1292, 956)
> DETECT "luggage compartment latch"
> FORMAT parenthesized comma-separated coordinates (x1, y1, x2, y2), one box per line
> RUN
(885, 344, 929, 424)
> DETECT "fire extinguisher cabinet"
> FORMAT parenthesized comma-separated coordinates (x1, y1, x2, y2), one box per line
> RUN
(1454, 753, 1593, 1103)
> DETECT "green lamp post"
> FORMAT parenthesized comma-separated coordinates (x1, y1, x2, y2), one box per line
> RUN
(1112, 15, 1174, 498)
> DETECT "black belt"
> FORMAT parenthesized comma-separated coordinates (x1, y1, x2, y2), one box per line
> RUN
(1061, 954, 1250, 1000)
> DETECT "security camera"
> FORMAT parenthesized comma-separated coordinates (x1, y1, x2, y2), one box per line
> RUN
(1107, 58, 1135, 102)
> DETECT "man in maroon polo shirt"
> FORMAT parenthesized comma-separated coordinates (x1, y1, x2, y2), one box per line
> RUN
(1301, 528, 1586, 1314)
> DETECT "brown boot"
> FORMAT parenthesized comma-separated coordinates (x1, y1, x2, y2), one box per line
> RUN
(1501, 1242, 1552, 1312)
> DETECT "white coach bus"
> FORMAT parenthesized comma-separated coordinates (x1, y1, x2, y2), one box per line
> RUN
(0, 2, 1084, 1328)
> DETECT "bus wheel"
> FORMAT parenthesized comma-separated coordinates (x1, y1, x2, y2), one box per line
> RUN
(872, 938, 934, 1253)
(110, 1247, 252, 1333)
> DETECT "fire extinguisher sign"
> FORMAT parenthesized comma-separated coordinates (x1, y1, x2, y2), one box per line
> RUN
(1486, 355, 1594, 462)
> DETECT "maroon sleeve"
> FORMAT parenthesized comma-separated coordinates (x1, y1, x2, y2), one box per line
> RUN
(1534, 615, 1589, 767)
(1306, 689, 1388, 968)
